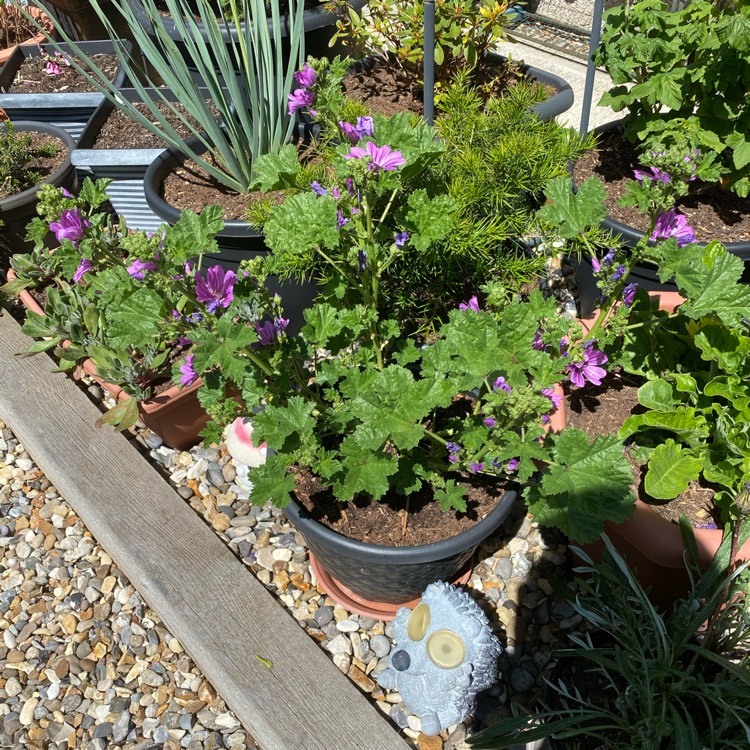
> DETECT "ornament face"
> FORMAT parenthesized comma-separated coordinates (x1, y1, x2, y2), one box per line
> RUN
(376, 581, 502, 735)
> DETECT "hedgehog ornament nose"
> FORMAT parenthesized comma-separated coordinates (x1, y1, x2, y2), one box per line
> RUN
(391, 650, 411, 671)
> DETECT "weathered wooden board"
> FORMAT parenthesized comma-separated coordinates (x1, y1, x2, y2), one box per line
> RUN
(0, 310, 410, 750)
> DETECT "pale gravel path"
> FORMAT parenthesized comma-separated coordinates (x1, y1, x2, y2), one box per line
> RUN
(0, 417, 259, 750)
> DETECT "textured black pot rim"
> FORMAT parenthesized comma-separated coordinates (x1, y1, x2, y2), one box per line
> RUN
(126, 0, 367, 43)
(0, 121, 75, 214)
(579, 118, 750, 256)
(283, 485, 518, 564)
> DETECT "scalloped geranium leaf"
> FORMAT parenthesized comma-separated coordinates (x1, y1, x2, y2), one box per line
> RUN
(524, 429, 635, 543)
(537, 176, 608, 238)
(263, 192, 340, 256)
(251, 396, 316, 451)
(644, 441, 704, 500)
(399, 190, 456, 252)
(332, 439, 398, 502)
(105, 286, 164, 349)
(435, 481, 467, 513)
(249, 454, 296, 508)
(249, 145, 301, 192)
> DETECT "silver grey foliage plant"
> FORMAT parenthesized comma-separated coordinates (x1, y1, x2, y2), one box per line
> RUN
(19, 0, 305, 193)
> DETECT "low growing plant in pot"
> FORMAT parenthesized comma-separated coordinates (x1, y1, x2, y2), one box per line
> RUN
(575, 0, 750, 259)
(466, 528, 750, 749)
(0, 3, 53, 65)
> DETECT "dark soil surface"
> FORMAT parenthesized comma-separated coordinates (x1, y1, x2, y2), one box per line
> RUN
(7, 53, 120, 94)
(565, 370, 719, 527)
(0, 132, 66, 200)
(342, 58, 550, 118)
(294, 467, 508, 547)
(0, 14, 40, 48)
(572, 129, 750, 244)
(93, 100, 220, 149)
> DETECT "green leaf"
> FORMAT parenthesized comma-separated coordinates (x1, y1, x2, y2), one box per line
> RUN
(637, 379, 678, 411)
(620, 408, 709, 446)
(249, 454, 296, 508)
(399, 190, 456, 252)
(0, 277, 31, 296)
(644, 441, 704, 500)
(332, 439, 398, 501)
(726, 131, 750, 170)
(251, 396, 316, 451)
(263, 192, 340, 255)
(694, 325, 748, 373)
(249, 145, 301, 191)
(435, 481, 467, 513)
(94, 397, 140, 432)
(525, 429, 635, 543)
(104, 287, 165, 349)
(537, 176, 608, 238)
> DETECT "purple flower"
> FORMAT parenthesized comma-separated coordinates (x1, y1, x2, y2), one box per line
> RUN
(275, 317, 289, 335)
(255, 320, 277, 346)
(344, 141, 405, 172)
(49, 209, 88, 245)
(394, 231, 410, 248)
(559, 338, 569, 356)
(45, 61, 62, 76)
(72, 258, 93, 283)
(177, 335, 192, 347)
(293, 63, 316, 89)
(446, 442, 461, 454)
(331, 186, 341, 200)
(127, 259, 158, 281)
(507, 458, 520, 472)
(623, 283, 637, 307)
(651, 209, 696, 247)
(459, 295, 480, 312)
(337, 209, 349, 229)
(339, 116, 375, 144)
(483, 417, 496, 428)
(358, 250, 367, 272)
(541, 387, 562, 413)
(448, 453, 460, 463)
(195, 266, 236, 313)
(468, 462, 484, 474)
(591, 255, 601, 273)
(287, 88, 315, 115)
(179, 354, 198, 387)
(602, 248, 616, 266)
(493, 377, 511, 393)
(60, 187, 72, 198)
(566, 343, 608, 388)
(345, 177, 356, 197)
(187, 312, 203, 324)
(532, 330, 545, 351)
(171, 309, 181, 320)
(633, 166, 671, 184)
(310, 181, 327, 196)
(611, 264, 627, 282)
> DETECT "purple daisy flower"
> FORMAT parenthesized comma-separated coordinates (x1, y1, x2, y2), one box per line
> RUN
(127, 259, 158, 281)
(651, 209, 696, 247)
(179, 354, 198, 387)
(72, 258, 93, 283)
(287, 88, 315, 115)
(493, 377, 512, 393)
(459, 296, 480, 312)
(293, 63, 316, 89)
(623, 283, 637, 307)
(566, 343, 608, 388)
(195, 266, 236, 313)
(49, 209, 89, 245)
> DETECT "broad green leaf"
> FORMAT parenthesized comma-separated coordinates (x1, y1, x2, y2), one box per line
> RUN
(332, 440, 398, 501)
(105, 287, 164, 349)
(249, 454, 296, 508)
(94, 397, 140, 432)
(525, 429, 636, 543)
(251, 396, 316, 450)
(537, 176, 608, 238)
(637, 379, 678, 411)
(399, 190, 456, 252)
(302, 303, 344, 345)
(694, 325, 748, 373)
(435, 481, 467, 513)
(644, 441, 704, 499)
(249, 145, 301, 191)
(0, 277, 31, 296)
(263, 192, 340, 255)
(620, 408, 709, 446)
(726, 131, 750, 170)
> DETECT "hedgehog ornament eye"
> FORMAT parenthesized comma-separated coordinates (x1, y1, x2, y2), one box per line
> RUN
(407, 603, 431, 641)
(426, 629, 466, 669)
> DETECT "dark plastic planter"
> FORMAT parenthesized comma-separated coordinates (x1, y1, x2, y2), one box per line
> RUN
(125, 0, 367, 77)
(283, 487, 518, 605)
(144, 138, 319, 331)
(0, 122, 77, 259)
(0, 41, 131, 143)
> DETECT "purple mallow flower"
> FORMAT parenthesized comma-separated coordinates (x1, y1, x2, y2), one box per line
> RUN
(623, 283, 637, 307)
(49, 209, 89, 245)
(493, 377, 511, 393)
(507, 458, 520, 472)
(339, 117, 375, 144)
(195, 266, 236, 313)
(288, 88, 315, 115)
(566, 343, 608, 388)
(483, 417, 496, 428)
(611, 264, 627, 282)
(459, 296, 480, 312)
(602, 248, 616, 266)
(446, 442, 461, 454)
(72, 258, 93, 283)
(293, 63, 316, 89)
(255, 317, 289, 346)
(179, 354, 198, 386)
(541, 387, 562, 413)
(468, 462, 484, 474)
(310, 181, 327, 196)
(337, 209, 349, 229)
(344, 141, 405, 172)
(591, 255, 601, 273)
(634, 166, 671, 183)
(651, 209, 696, 247)
(127, 259, 158, 281)
(394, 231, 409, 248)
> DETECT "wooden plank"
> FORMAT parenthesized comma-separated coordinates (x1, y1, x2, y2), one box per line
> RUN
(0, 310, 410, 750)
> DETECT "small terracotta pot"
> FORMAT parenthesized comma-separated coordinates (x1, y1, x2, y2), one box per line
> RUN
(7, 268, 209, 450)
(0, 7, 53, 66)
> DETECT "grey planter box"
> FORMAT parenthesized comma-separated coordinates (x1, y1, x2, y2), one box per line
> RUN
(0, 40, 130, 143)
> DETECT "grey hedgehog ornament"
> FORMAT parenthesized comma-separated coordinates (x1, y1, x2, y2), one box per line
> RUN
(376, 581, 502, 735)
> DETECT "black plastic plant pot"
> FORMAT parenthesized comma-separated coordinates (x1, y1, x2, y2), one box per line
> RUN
(125, 0, 367, 78)
(283, 487, 518, 605)
(143, 138, 319, 332)
(0, 40, 132, 144)
(0, 121, 77, 262)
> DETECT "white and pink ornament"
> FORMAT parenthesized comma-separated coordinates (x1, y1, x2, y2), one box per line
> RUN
(224, 417, 268, 468)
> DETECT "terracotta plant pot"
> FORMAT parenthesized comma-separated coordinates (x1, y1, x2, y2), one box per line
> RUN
(6, 269, 209, 450)
(283, 486, 518, 616)
(0, 7, 53, 66)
